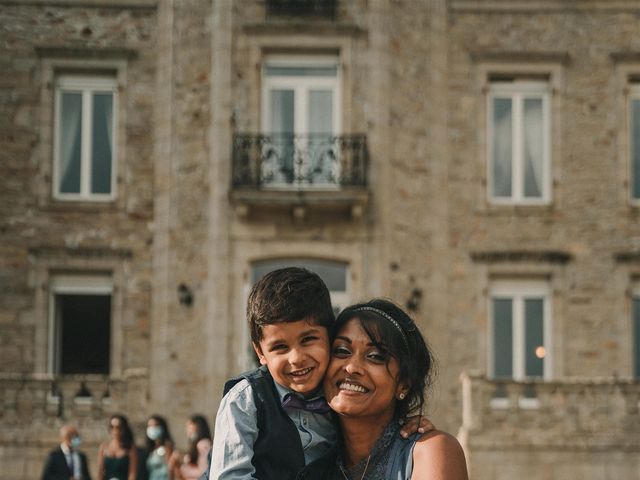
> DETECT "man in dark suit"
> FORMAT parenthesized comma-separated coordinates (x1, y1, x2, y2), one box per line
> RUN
(41, 424, 92, 480)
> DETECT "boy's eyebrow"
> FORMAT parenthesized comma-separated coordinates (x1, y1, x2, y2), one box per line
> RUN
(298, 327, 322, 337)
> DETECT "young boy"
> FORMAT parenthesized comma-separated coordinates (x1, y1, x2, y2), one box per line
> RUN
(209, 267, 335, 479)
(207, 267, 429, 479)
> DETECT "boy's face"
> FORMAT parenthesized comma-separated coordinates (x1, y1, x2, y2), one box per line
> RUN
(253, 318, 330, 397)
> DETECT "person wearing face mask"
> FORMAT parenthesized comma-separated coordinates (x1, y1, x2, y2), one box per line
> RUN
(42, 424, 92, 480)
(178, 415, 212, 480)
(145, 415, 179, 480)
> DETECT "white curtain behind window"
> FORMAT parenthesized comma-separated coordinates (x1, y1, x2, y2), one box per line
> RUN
(59, 92, 82, 193)
(523, 97, 544, 198)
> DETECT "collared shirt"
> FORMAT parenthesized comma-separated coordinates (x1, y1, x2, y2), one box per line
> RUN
(60, 443, 81, 479)
(210, 378, 336, 480)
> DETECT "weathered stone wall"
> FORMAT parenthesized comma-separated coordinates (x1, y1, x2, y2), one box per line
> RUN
(149, 0, 213, 429)
(3, 1, 640, 479)
(0, 1, 156, 373)
(0, 2, 156, 477)
(447, 1, 640, 382)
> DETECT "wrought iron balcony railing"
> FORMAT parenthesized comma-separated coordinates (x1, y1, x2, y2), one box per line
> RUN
(232, 133, 367, 190)
(266, 0, 336, 19)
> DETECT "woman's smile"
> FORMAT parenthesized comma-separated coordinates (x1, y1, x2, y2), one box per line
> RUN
(324, 318, 403, 421)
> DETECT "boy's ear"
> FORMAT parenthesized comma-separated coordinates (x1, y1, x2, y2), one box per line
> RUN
(252, 342, 268, 366)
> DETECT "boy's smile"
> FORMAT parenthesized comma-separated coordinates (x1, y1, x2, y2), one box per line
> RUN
(254, 318, 330, 397)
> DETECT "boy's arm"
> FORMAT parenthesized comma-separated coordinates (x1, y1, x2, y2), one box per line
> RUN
(209, 380, 260, 480)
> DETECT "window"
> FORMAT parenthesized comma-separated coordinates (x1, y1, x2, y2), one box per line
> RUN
(49, 275, 112, 374)
(634, 293, 640, 378)
(489, 282, 551, 381)
(630, 85, 640, 202)
(54, 76, 117, 201)
(261, 56, 341, 187)
(251, 258, 348, 314)
(488, 81, 550, 204)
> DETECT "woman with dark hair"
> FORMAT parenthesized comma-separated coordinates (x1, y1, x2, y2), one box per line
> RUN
(303, 299, 468, 479)
(97, 414, 138, 480)
(145, 415, 178, 480)
(179, 415, 212, 480)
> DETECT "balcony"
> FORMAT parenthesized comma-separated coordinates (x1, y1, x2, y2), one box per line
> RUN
(0, 370, 148, 427)
(231, 133, 369, 219)
(266, 0, 336, 19)
(460, 371, 640, 450)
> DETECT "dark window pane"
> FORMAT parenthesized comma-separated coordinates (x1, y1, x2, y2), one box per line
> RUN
(59, 92, 83, 194)
(632, 100, 640, 199)
(264, 66, 337, 77)
(525, 298, 544, 378)
(57, 294, 111, 374)
(492, 98, 513, 197)
(91, 93, 113, 194)
(493, 298, 513, 378)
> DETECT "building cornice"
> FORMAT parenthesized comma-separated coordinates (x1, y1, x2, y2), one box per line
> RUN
(470, 51, 570, 65)
(451, 0, 640, 13)
(470, 250, 572, 264)
(0, 0, 156, 9)
(35, 46, 138, 60)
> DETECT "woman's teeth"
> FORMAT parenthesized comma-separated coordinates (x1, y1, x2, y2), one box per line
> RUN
(339, 382, 367, 393)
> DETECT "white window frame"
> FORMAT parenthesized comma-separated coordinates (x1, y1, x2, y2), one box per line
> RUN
(261, 55, 341, 136)
(487, 81, 551, 205)
(488, 281, 552, 382)
(53, 75, 118, 201)
(48, 274, 113, 374)
(629, 85, 640, 204)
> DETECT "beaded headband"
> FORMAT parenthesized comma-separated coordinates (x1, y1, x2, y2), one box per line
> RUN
(352, 306, 410, 351)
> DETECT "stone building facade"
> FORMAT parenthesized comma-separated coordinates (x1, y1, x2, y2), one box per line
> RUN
(1, 0, 639, 478)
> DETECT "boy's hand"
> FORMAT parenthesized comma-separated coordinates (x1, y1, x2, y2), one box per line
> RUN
(399, 415, 436, 438)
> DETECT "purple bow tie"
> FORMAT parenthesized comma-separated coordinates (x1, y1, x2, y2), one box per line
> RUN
(281, 392, 331, 414)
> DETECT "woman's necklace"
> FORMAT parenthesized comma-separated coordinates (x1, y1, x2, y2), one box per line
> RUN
(338, 454, 371, 480)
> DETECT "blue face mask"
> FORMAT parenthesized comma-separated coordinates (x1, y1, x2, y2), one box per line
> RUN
(147, 425, 163, 441)
(71, 436, 81, 449)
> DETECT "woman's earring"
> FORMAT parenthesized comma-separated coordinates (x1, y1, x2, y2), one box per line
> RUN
(399, 392, 406, 400)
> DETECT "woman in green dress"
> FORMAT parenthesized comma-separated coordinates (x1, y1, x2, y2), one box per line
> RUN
(97, 414, 138, 480)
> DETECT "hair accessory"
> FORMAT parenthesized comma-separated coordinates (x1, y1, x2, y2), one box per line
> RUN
(353, 306, 410, 351)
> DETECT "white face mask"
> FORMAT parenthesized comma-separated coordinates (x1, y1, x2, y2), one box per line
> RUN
(147, 425, 163, 441)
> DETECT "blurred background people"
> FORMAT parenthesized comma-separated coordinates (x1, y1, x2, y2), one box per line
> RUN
(145, 415, 178, 480)
(97, 414, 138, 480)
(41, 424, 91, 480)
(178, 415, 211, 480)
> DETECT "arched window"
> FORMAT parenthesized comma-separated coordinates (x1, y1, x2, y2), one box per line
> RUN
(251, 258, 348, 314)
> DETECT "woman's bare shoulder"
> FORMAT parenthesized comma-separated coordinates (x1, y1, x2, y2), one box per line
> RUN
(412, 430, 468, 480)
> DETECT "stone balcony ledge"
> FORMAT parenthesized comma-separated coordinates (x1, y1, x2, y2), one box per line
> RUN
(0, 370, 149, 430)
(460, 371, 640, 450)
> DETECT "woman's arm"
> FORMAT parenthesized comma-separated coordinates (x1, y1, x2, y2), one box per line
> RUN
(127, 445, 138, 480)
(196, 438, 212, 473)
(411, 431, 468, 480)
(96, 443, 105, 480)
